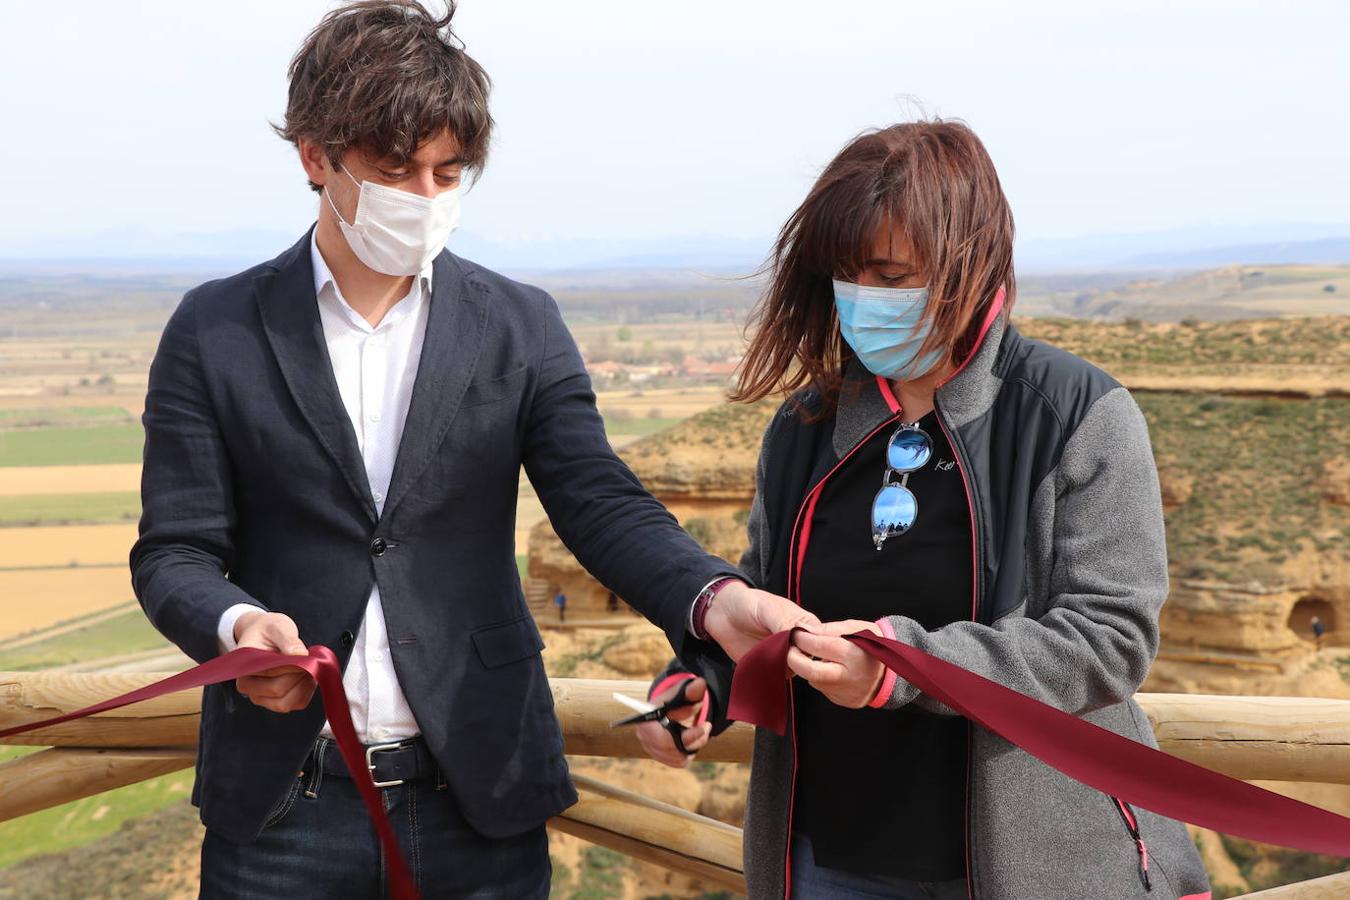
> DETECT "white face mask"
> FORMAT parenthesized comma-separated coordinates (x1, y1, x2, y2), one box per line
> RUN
(324, 164, 461, 276)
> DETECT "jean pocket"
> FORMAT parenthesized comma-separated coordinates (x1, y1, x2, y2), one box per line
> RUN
(261, 774, 304, 831)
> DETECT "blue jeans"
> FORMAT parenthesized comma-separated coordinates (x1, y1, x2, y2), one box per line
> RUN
(199, 738, 550, 899)
(790, 834, 969, 899)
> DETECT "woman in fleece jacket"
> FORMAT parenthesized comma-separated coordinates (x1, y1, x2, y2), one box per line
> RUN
(639, 120, 1212, 899)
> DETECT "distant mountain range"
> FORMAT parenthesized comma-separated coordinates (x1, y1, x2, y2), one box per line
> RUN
(1015, 224, 1350, 271)
(1, 223, 1348, 275)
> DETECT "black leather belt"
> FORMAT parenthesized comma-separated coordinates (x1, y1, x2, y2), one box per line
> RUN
(309, 735, 439, 788)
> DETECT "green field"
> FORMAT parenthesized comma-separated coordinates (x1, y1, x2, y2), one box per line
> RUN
(0, 406, 133, 428)
(0, 757, 194, 871)
(1138, 393, 1348, 581)
(0, 608, 193, 874)
(601, 416, 681, 436)
(0, 425, 144, 467)
(0, 491, 140, 527)
(0, 415, 672, 469)
(0, 607, 168, 671)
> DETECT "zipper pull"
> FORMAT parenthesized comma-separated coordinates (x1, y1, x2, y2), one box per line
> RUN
(1135, 837, 1151, 891)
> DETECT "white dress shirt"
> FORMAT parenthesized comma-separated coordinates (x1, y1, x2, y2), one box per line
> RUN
(216, 230, 431, 744)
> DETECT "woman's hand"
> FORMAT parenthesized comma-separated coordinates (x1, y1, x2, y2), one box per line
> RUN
(635, 676, 712, 768)
(788, 619, 887, 709)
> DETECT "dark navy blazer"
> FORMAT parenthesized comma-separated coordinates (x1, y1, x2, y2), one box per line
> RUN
(130, 229, 736, 843)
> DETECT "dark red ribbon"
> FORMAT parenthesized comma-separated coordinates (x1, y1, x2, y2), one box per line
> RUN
(727, 629, 1350, 857)
(0, 647, 420, 900)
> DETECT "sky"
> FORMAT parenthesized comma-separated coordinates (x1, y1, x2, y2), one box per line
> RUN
(0, 0, 1347, 266)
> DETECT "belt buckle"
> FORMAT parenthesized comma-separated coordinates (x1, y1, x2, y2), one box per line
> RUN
(366, 741, 406, 788)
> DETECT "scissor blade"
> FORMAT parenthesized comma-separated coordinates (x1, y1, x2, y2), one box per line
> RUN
(612, 692, 656, 715)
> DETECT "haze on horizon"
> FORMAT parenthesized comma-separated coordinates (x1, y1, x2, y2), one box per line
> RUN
(1, 0, 1347, 269)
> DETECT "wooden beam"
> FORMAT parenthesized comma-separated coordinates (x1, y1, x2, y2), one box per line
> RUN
(0, 672, 756, 762)
(549, 773, 745, 894)
(4, 672, 1350, 784)
(0, 747, 194, 821)
(549, 678, 753, 763)
(1234, 870, 1350, 898)
(1141, 693, 1350, 785)
(0, 670, 201, 748)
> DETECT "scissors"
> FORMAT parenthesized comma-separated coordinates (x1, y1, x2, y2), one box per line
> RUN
(609, 677, 703, 756)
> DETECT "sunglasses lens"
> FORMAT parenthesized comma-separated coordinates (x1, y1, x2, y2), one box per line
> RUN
(887, 427, 933, 472)
(872, 483, 917, 545)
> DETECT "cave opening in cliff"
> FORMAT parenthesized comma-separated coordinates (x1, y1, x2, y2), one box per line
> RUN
(1287, 597, 1337, 643)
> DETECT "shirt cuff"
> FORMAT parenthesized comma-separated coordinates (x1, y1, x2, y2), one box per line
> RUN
(217, 603, 264, 655)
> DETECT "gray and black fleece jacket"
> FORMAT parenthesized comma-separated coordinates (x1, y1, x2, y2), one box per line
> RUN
(659, 311, 1212, 899)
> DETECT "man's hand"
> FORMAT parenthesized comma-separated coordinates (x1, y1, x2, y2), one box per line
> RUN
(635, 677, 711, 768)
(787, 619, 887, 709)
(232, 611, 317, 713)
(702, 581, 820, 661)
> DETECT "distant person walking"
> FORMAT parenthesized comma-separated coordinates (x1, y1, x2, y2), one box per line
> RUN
(554, 590, 568, 623)
(1312, 615, 1326, 647)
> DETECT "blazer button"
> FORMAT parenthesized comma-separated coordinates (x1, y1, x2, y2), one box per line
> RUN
(340, 630, 355, 648)
(370, 537, 388, 557)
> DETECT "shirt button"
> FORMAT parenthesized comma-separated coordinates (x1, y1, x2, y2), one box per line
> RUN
(371, 651, 385, 662)
(368, 412, 382, 423)
(370, 538, 388, 557)
(372, 490, 384, 503)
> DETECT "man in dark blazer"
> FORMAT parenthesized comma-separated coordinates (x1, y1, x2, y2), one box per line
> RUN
(129, 3, 813, 897)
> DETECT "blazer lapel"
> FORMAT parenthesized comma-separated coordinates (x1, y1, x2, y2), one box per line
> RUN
(382, 251, 489, 519)
(255, 229, 377, 523)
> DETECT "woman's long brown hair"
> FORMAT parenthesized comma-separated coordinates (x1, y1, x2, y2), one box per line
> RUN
(730, 120, 1016, 417)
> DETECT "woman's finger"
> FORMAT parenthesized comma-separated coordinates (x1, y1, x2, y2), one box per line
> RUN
(813, 619, 880, 638)
(637, 720, 709, 767)
(787, 646, 844, 683)
(678, 721, 711, 754)
(791, 630, 856, 663)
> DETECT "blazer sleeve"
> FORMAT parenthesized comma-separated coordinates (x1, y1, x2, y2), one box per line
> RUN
(521, 292, 740, 658)
(648, 415, 779, 733)
(875, 386, 1167, 716)
(129, 292, 266, 664)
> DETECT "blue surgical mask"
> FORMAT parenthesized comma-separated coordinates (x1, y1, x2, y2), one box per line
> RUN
(832, 279, 945, 380)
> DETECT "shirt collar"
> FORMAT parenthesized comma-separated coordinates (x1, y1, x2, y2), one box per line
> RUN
(309, 227, 434, 331)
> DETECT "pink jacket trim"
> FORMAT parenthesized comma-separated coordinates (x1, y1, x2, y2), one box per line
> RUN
(868, 618, 899, 708)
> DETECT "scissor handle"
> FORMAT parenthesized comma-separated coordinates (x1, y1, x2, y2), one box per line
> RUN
(663, 675, 701, 712)
(662, 717, 695, 756)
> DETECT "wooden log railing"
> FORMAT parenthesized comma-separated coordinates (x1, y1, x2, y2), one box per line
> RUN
(3, 671, 1349, 897)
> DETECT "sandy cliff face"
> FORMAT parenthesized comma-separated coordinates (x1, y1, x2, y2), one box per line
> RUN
(532, 384, 1350, 676)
